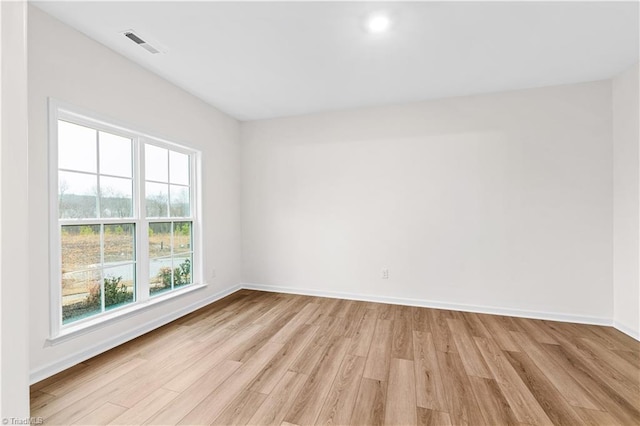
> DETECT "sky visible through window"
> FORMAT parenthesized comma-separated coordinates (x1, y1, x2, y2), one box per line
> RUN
(58, 120, 190, 219)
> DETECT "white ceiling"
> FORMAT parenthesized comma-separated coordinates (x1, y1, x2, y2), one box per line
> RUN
(34, 1, 639, 121)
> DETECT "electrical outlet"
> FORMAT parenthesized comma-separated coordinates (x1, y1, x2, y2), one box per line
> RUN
(381, 269, 389, 279)
(211, 268, 217, 279)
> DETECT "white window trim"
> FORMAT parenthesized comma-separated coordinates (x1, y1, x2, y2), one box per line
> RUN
(48, 98, 204, 342)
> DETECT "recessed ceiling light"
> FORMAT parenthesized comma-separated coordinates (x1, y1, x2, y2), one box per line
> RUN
(366, 14, 391, 34)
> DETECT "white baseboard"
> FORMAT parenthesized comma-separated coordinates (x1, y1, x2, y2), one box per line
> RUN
(29, 284, 241, 385)
(242, 282, 613, 327)
(613, 321, 640, 341)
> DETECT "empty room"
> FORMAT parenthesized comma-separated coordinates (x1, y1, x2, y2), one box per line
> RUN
(0, 0, 639, 424)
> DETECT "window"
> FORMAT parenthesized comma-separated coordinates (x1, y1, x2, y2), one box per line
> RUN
(50, 101, 201, 337)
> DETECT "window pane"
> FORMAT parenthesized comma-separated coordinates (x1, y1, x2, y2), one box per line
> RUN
(146, 182, 168, 217)
(61, 225, 100, 273)
(149, 256, 173, 296)
(149, 222, 171, 258)
(103, 266, 135, 311)
(173, 254, 192, 288)
(169, 185, 190, 217)
(59, 171, 98, 219)
(100, 176, 133, 218)
(62, 269, 101, 324)
(99, 132, 132, 178)
(173, 222, 192, 254)
(170, 151, 189, 185)
(104, 224, 135, 264)
(145, 145, 168, 182)
(58, 120, 97, 173)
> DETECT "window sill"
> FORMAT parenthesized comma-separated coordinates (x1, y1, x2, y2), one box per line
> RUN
(47, 283, 207, 346)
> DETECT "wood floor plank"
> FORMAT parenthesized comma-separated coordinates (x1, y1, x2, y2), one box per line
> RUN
(350, 378, 386, 426)
(436, 349, 487, 425)
(336, 302, 367, 338)
(584, 324, 640, 352)
(416, 407, 453, 426)
(467, 376, 519, 426)
(30, 362, 89, 393)
(163, 324, 263, 392)
(29, 390, 57, 413)
(227, 311, 296, 362)
(71, 402, 127, 425)
(32, 357, 146, 420)
(328, 298, 354, 318)
(429, 309, 457, 353)
(110, 388, 180, 425)
(473, 336, 553, 425)
(447, 318, 492, 379)
(284, 336, 351, 425)
(541, 342, 640, 425)
(289, 315, 345, 374)
(191, 318, 236, 344)
(503, 350, 584, 425)
(143, 359, 242, 425)
(540, 320, 591, 344)
(460, 313, 493, 339)
(249, 324, 318, 394)
(270, 302, 320, 343)
(31, 290, 640, 426)
(225, 300, 276, 331)
(308, 297, 340, 322)
(211, 389, 268, 426)
(316, 355, 366, 425)
(391, 306, 414, 360)
(133, 324, 197, 360)
(510, 331, 601, 410)
(512, 317, 558, 345)
(576, 336, 640, 386)
(574, 406, 624, 425)
(480, 314, 521, 352)
(181, 310, 237, 341)
(613, 347, 640, 366)
(39, 353, 134, 397)
(347, 308, 377, 357)
(246, 371, 308, 425)
(106, 339, 214, 408)
(377, 303, 397, 321)
(542, 321, 640, 404)
(412, 306, 431, 332)
(413, 331, 447, 411)
(253, 294, 302, 325)
(385, 358, 417, 425)
(177, 342, 284, 425)
(362, 319, 393, 381)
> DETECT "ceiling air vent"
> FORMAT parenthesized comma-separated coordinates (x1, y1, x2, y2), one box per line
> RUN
(123, 30, 162, 54)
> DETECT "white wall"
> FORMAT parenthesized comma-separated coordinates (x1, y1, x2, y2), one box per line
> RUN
(28, 6, 241, 381)
(1, 0, 30, 417)
(242, 81, 614, 323)
(613, 63, 640, 339)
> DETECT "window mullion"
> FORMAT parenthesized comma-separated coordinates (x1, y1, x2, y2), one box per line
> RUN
(59, 218, 135, 226)
(191, 152, 200, 286)
(100, 224, 106, 313)
(137, 138, 149, 303)
(96, 130, 101, 223)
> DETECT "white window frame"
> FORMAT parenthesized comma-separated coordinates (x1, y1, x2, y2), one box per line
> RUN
(48, 99, 204, 343)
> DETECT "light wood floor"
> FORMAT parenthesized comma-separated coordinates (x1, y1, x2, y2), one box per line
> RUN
(32, 290, 640, 425)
